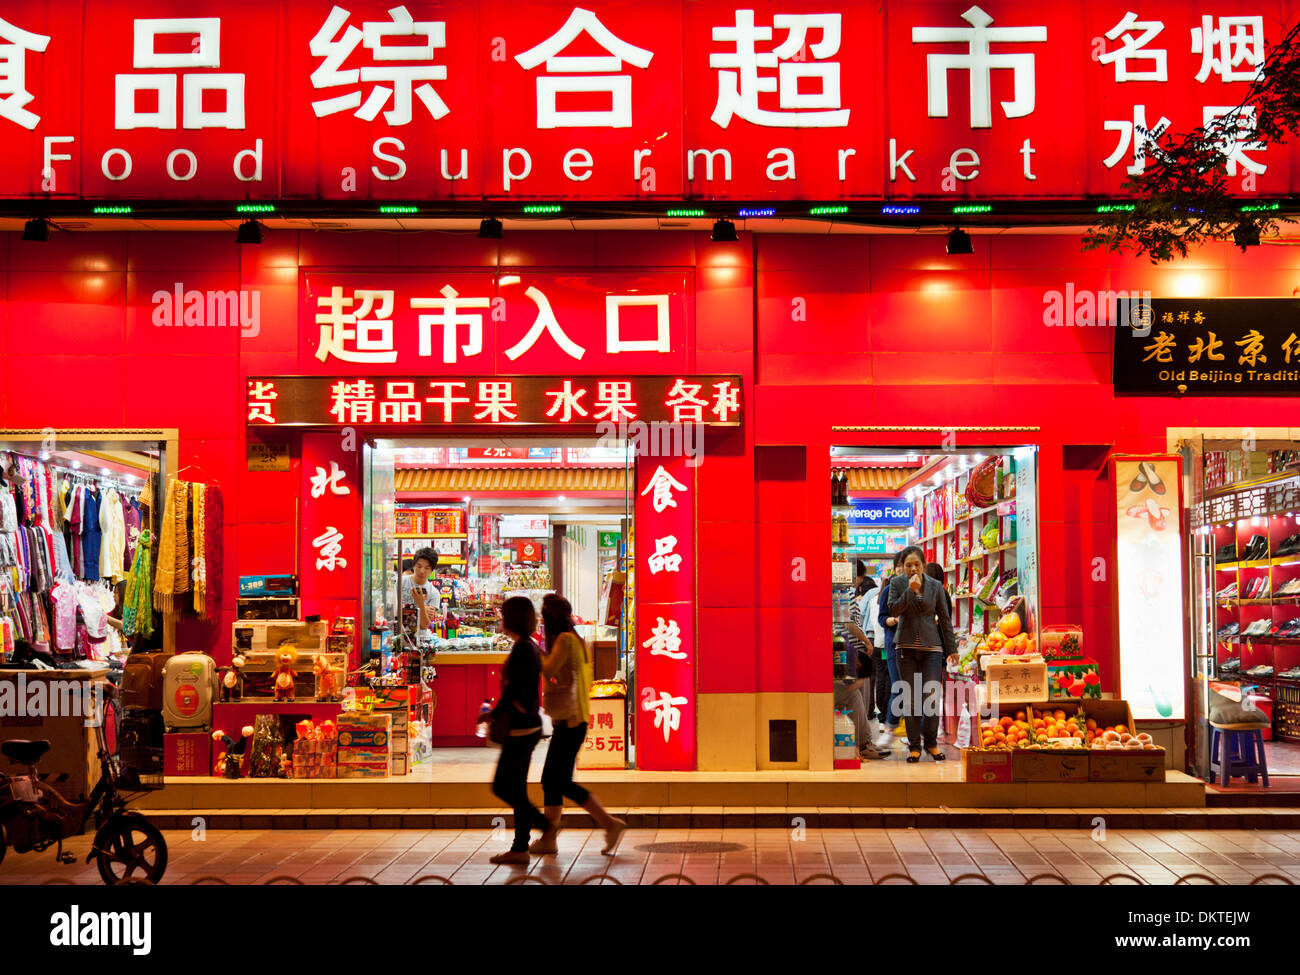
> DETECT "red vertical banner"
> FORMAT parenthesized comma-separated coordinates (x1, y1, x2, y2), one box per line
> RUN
(300, 433, 363, 641)
(634, 452, 696, 770)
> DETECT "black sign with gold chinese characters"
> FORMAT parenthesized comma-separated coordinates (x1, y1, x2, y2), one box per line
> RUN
(1113, 298, 1300, 395)
(246, 375, 743, 427)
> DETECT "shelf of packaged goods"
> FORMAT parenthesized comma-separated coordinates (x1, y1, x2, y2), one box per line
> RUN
(916, 501, 1017, 543)
(957, 542, 1017, 564)
(395, 533, 468, 539)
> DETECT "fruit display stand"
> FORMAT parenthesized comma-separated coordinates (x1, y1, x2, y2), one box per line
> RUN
(963, 699, 1166, 783)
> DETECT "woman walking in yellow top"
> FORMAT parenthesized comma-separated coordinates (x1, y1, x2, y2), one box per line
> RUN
(530, 593, 627, 856)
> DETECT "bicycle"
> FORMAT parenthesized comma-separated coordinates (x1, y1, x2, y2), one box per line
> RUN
(0, 688, 168, 885)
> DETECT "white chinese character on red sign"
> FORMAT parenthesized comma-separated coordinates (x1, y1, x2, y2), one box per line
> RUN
(1191, 16, 1264, 84)
(504, 286, 586, 362)
(310, 4, 449, 124)
(316, 287, 397, 364)
(544, 380, 589, 422)
(1103, 104, 1170, 175)
(312, 526, 347, 571)
(474, 381, 518, 422)
(116, 18, 245, 129)
(642, 690, 688, 743)
(647, 536, 682, 575)
(640, 464, 687, 513)
(911, 5, 1046, 129)
(710, 11, 849, 128)
(380, 381, 422, 423)
(247, 380, 278, 423)
(606, 294, 670, 354)
(664, 379, 707, 423)
(411, 285, 489, 364)
(0, 17, 51, 130)
(1204, 105, 1266, 175)
(514, 7, 653, 129)
(1098, 12, 1166, 83)
(329, 379, 377, 423)
(310, 460, 351, 498)
(425, 381, 470, 422)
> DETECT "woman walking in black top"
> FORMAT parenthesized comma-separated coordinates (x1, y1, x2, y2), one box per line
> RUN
(889, 546, 958, 763)
(488, 596, 551, 864)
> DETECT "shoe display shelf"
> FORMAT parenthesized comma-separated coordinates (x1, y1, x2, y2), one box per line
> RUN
(1212, 510, 1300, 743)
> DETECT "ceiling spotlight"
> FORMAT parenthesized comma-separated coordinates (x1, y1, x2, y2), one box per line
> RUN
(39, 452, 50, 461)
(21, 218, 50, 242)
(1232, 221, 1260, 248)
(711, 218, 738, 242)
(71, 460, 81, 469)
(236, 219, 264, 244)
(478, 217, 503, 239)
(100, 468, 111, 476)
(946, 227, 973, 255)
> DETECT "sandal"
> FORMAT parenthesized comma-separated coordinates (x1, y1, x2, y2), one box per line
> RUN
(907, 751, 921, 763)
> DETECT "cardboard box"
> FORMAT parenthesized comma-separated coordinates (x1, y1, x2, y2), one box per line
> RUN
(1035, 698, 1135, 732)
(962, 748, 1013, 783)
(337, 713, 391, 749)
(337, 760, 391, 778)
(1012, 749, 1089, 782)
(1089, 749, 1166, 781)
(1047, 657, 1102, 699)
(164, 732, 212, 776)
(390, 753, 408, 776)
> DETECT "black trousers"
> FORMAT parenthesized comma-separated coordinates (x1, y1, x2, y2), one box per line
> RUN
(896, 648, 944, 751)
(871, 652, 892, 724)
(541, 721, 591, 807)
(492, 730, 549, 851)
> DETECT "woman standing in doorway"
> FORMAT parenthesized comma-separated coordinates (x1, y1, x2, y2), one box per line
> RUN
(889, 546, 958, 763)
(530, 594, 627, 856)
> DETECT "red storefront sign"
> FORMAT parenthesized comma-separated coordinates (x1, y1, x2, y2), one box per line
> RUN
(634, 453, 695, 770)
(300, 433, 362, 603)
(246, 375, 743, 426)
(515, 539, 544, 562)
(301, 271, 691, 376)
(1, 1, 1295, 200)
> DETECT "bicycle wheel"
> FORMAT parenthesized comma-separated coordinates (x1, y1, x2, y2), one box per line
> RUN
(93, 813, 167, 885)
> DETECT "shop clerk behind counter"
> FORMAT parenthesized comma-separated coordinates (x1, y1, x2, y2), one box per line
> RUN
(400, 546, 440, 633)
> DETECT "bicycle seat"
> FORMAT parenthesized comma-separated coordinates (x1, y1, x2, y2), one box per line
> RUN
(1, 739, 51, 765)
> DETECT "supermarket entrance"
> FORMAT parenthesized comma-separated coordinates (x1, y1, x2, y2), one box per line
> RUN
(362, 437, 635, 773)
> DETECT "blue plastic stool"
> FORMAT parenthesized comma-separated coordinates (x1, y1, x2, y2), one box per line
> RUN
(1209, 722, 1270, 787)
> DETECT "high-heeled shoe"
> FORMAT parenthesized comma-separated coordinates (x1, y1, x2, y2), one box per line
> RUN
(907, 751, 921, 763)
(927, 748, 946, 762)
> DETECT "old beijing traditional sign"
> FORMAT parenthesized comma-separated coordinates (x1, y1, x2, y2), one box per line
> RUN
(246, 375, 743, 427)
(1, 2, 1296, 200)
(1113, 299, 1300, 395)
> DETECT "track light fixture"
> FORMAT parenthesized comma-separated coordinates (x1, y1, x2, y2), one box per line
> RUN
(946, 227, 973, 255)
(711, 218, 738, 242)
(236, 219, 264, 245)
(21, 218, 50, 242)
(478, 217, 503, 239)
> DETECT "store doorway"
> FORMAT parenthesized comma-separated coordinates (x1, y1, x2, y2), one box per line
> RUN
(829, 445, 1040, 767)
(362, 438, 635, 773)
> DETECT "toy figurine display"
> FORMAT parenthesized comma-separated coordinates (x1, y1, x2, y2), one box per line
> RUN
(212, 726, 254, 779)
(314, 653, 342, 701)
(272, 646, 299, 701)
(220, 654, 245, 702)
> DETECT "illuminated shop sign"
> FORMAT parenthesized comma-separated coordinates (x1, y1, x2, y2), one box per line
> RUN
(844, 498, 914, 527)
(247, 375, 743, 427)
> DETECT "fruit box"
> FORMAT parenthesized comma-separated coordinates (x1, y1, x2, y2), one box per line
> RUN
(1039, 624, 1083, 662)
(962, 748, 1013, 783)
(1034, 698, 1135, 733)
(978, 659, 1049, 706)
(1046, 657, 1102, 700)
(1011, 749, 1089, 782)
(1089, 749, 1166, 782)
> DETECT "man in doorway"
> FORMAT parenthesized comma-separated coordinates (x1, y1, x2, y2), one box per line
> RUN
(400, 546, 440, 636)
(838, 560, 888, 760)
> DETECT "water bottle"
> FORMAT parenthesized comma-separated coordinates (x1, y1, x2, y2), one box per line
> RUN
(956, 701, 973, 749)
(475, 699, 492, 738)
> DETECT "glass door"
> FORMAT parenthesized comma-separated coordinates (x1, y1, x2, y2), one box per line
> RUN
(361, 440, 396, 663)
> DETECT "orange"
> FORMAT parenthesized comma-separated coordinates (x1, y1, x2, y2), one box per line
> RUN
(1000, 716, 1013, 729)
(1015, 711, 1026, 722)
(998, 612, 1022, 637)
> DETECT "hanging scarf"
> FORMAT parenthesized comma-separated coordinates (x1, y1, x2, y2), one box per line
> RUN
(123, 528, 154, 639)
(153, 479, 190, 629)
(192, 484, 207, 619)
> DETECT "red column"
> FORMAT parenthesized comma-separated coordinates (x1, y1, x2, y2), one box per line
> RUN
(299, 433, 362, 662)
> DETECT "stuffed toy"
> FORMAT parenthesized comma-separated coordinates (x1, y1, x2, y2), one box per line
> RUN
(220, 654, 245, 702)
(314, 654, 341, 702)
(212, 725, 254, 779)
(273, 645, 299, 701)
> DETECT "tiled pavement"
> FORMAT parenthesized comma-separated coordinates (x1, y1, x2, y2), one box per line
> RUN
(3, 826, 1299, 885)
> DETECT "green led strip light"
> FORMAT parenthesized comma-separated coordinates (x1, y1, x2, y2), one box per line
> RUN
(1241, 202, 1281, 212)
(92, 205, 132, 214)
(809, 205, 849, 215)
(665, 208, 706, 217)
(378, 205, 419, 213)
(236, 204, 276, 213)
(522, 204, 562, 213)
(952, 204, 992, 214)
(1096, 204, 1136, 213)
